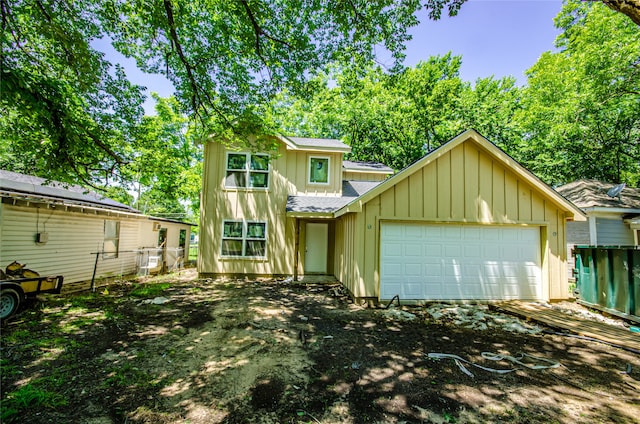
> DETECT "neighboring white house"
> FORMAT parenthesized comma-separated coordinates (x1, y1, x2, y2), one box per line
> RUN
(556, 179, 640, 247)
(0, 170, 193, 292)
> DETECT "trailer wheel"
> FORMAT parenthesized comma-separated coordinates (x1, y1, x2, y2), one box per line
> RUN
(0, 288, 21, 320)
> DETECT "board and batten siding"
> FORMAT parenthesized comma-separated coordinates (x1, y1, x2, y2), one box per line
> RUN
(0, 205, 141, 288)
(336, 141, 570, 301)
(200, 141, 296, 275)
(285, 150, 344, 196)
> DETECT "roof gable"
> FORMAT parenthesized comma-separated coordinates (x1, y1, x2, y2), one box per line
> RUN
(335, 129, 586, 220)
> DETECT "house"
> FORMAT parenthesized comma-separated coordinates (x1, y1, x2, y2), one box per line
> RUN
(0, 170, 193, 292)
(199, 130, 585, 302)
(556, 179, 640, 246)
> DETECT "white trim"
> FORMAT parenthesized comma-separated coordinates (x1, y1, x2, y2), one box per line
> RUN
(583, 207, 640, 215)
(308, 156, 331, 185)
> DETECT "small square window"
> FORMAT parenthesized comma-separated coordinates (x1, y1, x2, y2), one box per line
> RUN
(309, 157, 329, 184)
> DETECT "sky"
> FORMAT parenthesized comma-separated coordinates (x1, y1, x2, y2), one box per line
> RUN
(94, 0, 564, 116)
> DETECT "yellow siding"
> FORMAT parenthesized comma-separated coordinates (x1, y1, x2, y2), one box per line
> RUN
(338, 139, 571, 301)
(333, 213, 362, 296)
(282, 151, 344, 196)
(408, 171, 423, 218)
(200, 141, 303, 275)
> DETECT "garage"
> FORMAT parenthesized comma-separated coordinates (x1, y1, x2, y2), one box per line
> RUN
(380, 222, 542, 301)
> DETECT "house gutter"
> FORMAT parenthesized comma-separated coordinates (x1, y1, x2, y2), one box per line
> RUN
(582, 207, 640, 215)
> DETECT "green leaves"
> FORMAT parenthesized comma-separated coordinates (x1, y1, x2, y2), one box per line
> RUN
(1, 0, 145, 186)
(269, 56, 522, 172)
(518, 0, 640, 185)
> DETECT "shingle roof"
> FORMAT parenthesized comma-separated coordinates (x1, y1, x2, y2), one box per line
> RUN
(342, 160, 393, 174)
(556, 179, 640, 210)
(0, 170, 138, 212)
(287, 180, 381, 213)
(280, 136, 351, 153)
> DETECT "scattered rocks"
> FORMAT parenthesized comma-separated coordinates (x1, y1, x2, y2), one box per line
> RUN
(139, 296, 171, 305)
(424, 303, 543, 334)
(382, 307, 417, 321)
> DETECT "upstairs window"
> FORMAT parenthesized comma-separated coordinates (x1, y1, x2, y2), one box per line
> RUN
(221, 220, 267, 258)
(309, 156, 330, 184)
(225, 152, 270, 188)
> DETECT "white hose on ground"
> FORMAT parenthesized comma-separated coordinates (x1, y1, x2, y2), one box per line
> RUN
(428, 351, 561, 378)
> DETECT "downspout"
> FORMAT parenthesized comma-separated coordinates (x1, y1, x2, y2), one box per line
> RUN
(589, 216, 598, 246)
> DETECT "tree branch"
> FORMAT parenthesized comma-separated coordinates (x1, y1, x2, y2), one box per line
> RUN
(163, 0, 235, 129)
(163, 0, 201, 115)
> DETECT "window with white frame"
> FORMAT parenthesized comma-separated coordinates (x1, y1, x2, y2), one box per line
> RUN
(309, 156, 330, 184)
(225, 152, 270, 188)
(221, 220, 267, 257)
(103, 220, 120, 259)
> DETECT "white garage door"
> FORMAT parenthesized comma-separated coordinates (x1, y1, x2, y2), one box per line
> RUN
(380, 223, 542, 301)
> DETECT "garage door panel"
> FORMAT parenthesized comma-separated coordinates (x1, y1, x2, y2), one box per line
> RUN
(444, 245, 462, 256)
(382, 242, 404, 257)
(404, 263, 422, 276)
(444, 226, 462, 239)
(425, 245, 442, 256)
(463, 245, 482, 258)
(380, 223, 542, 300)
(403, 243, 423, 257)
(463, 227, 481, 239)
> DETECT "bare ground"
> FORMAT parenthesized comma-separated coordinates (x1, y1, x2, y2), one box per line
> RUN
(1, 269, 639, 423)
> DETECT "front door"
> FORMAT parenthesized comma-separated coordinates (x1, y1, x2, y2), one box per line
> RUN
(305, 223, 328, 273)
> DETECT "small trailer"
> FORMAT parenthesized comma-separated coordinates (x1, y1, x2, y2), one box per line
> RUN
(0, 276, 64, 320)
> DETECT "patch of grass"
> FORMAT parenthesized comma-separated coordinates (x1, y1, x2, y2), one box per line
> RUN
(0, 360, 22, 379)
(1, 379, 67, 422)
(3, 329, 31, 344)
(129, 283, 172, 298)
(58, 312, 108, 333)
(103, 362, 160, 389)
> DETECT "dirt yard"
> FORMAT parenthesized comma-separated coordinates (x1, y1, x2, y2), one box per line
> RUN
(1, 269, 639, 423)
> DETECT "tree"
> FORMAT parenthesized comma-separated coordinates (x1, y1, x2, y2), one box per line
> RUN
(1, 0, 145, 187)
(1, 0, 469, 189)
(268, 55, 522, 171)
(123, 95, 202, 219)
(517, 0, 640, 185)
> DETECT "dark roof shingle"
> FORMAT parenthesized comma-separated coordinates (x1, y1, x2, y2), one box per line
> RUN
(287, 180, 381, 213)
(0, 170, 137, 212)
(342, 160, 393, 173)
(556, 179, 640, 210)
